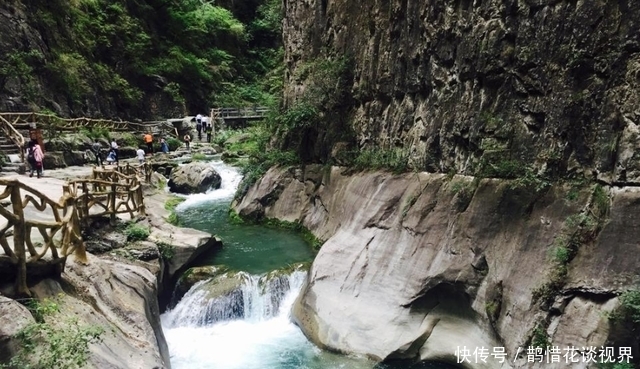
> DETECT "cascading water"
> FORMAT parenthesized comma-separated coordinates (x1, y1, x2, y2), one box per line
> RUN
(161, 157, 456, 369)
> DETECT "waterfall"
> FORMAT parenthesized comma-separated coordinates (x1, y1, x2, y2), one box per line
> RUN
(161, 159, 380, 369)
(162, 270, 306, 329)
(171, 157, 244, 209)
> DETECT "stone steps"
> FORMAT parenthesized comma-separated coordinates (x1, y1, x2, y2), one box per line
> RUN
(0, 131, 23, 173)
(0, 161, 25, 175)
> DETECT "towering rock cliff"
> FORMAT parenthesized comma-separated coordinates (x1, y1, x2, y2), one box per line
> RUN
(282, 0, 640, 184)
(236, 166, 639, 368)
(234, 0, 640, 367)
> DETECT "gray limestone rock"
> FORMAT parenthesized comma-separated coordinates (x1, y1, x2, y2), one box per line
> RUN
(167, 162, 221, 194)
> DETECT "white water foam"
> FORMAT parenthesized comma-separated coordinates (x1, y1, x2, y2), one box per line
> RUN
(161, 271, 374, 369)
(173, 159, 243, 210)
(162, 157, 377, 369)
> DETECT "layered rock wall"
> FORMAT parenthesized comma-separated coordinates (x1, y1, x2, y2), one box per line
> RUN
(235, 166, 640, 367)
(283, 0, 640, 182)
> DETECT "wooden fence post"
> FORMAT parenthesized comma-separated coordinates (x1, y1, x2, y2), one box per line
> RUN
(109, 183, 117, 225)
(11, 184, 30, 297)
(210, 108, 216, 141)
(81, 181, 89, 225)
(138, 183, 145, 216)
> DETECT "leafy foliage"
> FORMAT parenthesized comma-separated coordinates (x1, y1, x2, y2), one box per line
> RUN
(275, 55, 355, 163)
(124, 223, 150, 241)
(157, 242, 176, 260)
(4, 298, 104, 369)
(4, 0, 283, 115)
(531, 324, 551, 348)
(620, 289, 640, 324)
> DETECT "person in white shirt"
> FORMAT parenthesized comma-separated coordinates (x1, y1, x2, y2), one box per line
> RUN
(110, 138, 119, 165)
(136, 148, 145, 164)
(202, 116, 208, 132)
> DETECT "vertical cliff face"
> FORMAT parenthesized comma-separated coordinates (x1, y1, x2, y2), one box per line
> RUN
(270, 0, 640, 366)
(283, 0, 640, 182)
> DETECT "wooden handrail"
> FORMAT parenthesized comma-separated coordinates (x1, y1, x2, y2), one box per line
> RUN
(0, 115, 25, 162)
(0, 166, 147, 296)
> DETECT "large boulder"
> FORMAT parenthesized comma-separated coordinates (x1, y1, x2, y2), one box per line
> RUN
(173, 265, 230, 303)
(117, 146, 137, 160)
(42, 151, 67, 169)
(62, 150, 86, 166)
(150, 160, 179, 178)
(28, 254, 171, 369)
(44, 133, 92, 152)
(236, 166, 639, 368)
(167, 162, 221, 194)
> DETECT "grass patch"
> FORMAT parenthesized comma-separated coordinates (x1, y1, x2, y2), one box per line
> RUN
(508, 168, 551, 193)
(530, 324, 551, 348)
(164, 196, 185, 226)
(167, 212, 181, 226)
(124, 224, 150, 241)
(228, 209, 245, 224)
(164, 197, 186, 212)
(6, 297, 104, 369)
(157, 242, 176, 260)
(349, 148, 410, 174)
(191, 153, 208, 161)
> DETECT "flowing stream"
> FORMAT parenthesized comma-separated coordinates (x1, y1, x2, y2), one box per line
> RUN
(160, 157, 456, 369)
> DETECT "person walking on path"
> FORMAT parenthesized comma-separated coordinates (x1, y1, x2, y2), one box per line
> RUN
(27, 140, 44, 178)
(144, 132, 154, 154)
(160, 138, 169, 154)
(201, 116, 208, 135)
(196, 114, 203, 126)
(136, 147, 146, 164)
(110, 138, 119, 165)
(196, 119, 202, 141)
(91, 139, 103, 167)
(206, 125, 212, 143)
(184, 134, 191, 151)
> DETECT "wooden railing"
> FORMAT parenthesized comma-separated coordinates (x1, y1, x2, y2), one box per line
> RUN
(0, 112, 170, 132)
(91, 163, 153, 184)
(212, 106, 269, 119)
(0, 167, 146, 296)
(0, 179, 84, 296)
(67, 168, 145, 226)
(0, 115, 26, 162)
